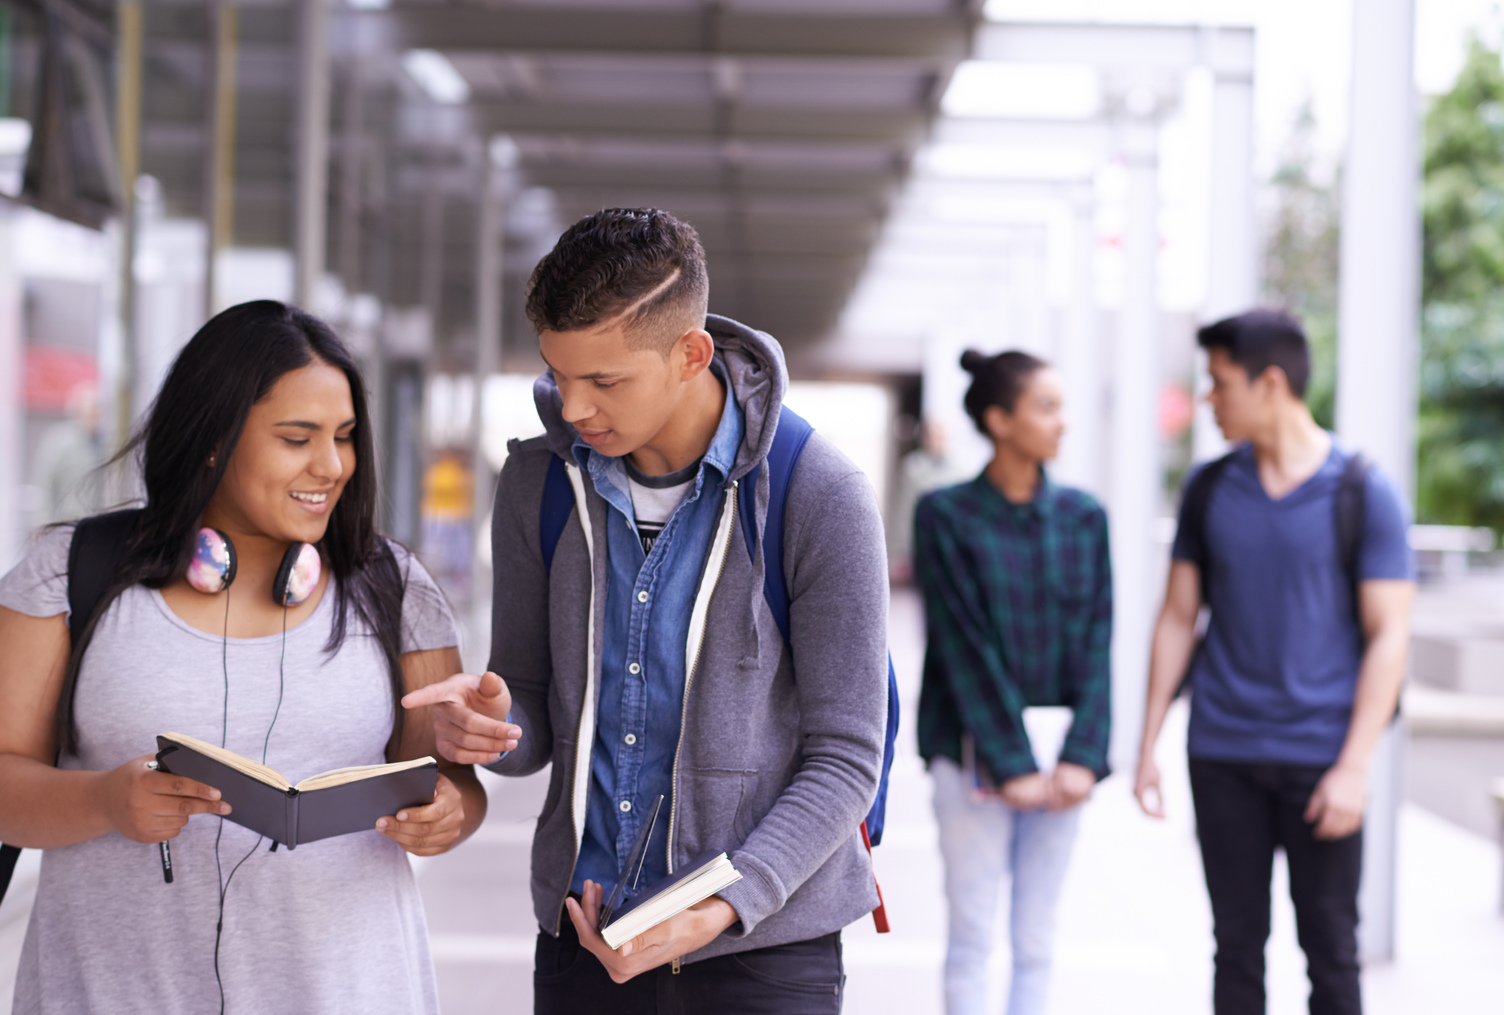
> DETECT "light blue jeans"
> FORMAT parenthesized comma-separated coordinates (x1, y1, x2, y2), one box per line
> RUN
(930, 756, 1083, 1015)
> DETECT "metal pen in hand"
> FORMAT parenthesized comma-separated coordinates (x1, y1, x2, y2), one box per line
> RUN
(145, 760, 174, 884)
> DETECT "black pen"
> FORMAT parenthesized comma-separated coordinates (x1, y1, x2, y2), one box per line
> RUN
(145, 760, 174, 884)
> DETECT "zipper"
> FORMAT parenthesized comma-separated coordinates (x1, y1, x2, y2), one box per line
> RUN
(556, 463, 598, 934)
(664, 482, 738, 874)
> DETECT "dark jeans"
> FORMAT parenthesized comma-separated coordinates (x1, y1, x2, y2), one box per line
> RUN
(534, 917, 845, 1015)
(1189, 758, 1364, 1015)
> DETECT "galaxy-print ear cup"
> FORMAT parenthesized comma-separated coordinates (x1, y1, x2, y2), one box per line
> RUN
(188, 528, 319, 606)
(272, 542, 321, 607)
(187, 528, 237, 594)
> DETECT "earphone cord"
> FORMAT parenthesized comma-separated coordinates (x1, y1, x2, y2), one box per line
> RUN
(213, 585, 234, 1013)
(211, 590, 290, 1015)
(219, 589, 231, 749)
(262, 602, 288, 764)
(213, 834, 261, 1015)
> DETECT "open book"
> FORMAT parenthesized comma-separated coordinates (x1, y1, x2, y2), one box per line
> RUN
(154, 732, 437, 849)
(601, 851, 742, 950)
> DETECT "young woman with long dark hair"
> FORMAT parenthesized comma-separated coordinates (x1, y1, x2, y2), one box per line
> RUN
(0, 301, 485, 1014)
(915, 350, 1112, 1015)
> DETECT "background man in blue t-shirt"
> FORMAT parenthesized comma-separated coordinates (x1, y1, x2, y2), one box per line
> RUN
(1133, 310, 1415, 1015)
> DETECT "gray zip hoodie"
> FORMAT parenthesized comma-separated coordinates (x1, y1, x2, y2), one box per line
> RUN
(486, 314, 889, 961)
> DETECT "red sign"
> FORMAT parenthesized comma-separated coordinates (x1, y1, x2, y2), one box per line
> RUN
(25, 345, 97, 412)
(1159, 383, 1194, 439)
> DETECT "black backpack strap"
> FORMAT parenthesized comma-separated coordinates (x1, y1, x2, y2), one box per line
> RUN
(0, 843, 18, 905)
(1335, 452, 1371, 620)
(1335, 453, 1370, 588)
(66, 509, 144, 650)
(1178, 451, 1237, 592)
(1173, 452, 1236, 699)
(0, 509, 142, 906)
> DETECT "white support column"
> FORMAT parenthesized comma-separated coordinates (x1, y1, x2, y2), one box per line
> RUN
(1337, 0, 1419, 966)
(1196, 61, 1258, 462)
(1338, 1, 1419, 500)
(294, 0, 331, 308)
(1108, 99, 1166, 771)
(1055, 184, 1103, 497)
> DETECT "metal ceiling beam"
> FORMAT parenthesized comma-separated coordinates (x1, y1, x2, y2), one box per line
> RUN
(429, 102, 930, 147)
(340, 8, 972, 61)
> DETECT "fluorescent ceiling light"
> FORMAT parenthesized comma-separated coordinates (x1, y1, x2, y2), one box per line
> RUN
(941, 62, 1099, 120)
(402, 50, 471, 105)
(346, 0, 390, 9)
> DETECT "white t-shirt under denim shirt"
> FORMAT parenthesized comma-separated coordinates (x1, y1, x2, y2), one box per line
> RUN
(625, 455, 698, 556)
(0, 524, 457, 1015)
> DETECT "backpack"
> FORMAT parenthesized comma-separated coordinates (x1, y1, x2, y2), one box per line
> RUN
(1176, 448, 1371, 693)
(539, 407, 898, 930)
(0, 509, 142, 904)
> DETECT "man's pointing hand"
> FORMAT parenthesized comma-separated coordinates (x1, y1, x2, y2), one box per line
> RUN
(401, 671, 521, 765)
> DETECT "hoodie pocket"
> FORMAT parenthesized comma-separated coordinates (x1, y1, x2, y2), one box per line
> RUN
(676, 768, 758, 859)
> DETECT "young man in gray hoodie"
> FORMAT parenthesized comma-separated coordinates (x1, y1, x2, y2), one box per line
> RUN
(404, 208, 890, 1012)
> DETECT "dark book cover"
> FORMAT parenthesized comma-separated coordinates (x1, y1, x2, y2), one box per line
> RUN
(607, 850, 724, 926)
(154, 737, 437, 848)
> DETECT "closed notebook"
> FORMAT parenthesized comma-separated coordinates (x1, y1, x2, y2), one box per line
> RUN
(154, 732, 437, 849)
(601, 851, 742, 950)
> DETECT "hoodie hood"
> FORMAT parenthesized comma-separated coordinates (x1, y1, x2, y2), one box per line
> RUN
(531, 313, 788, 481)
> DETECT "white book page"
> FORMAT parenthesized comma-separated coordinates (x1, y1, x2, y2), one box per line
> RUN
(1021, 706, 1073, 773)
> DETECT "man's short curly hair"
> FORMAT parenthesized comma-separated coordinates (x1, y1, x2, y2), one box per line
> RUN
(524, 208, 709, 356)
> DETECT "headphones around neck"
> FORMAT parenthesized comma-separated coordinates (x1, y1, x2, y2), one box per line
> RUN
(187, 528, 321, 607)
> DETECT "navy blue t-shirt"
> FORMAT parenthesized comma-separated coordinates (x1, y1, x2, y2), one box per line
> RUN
(1171, 441, 1414, 766)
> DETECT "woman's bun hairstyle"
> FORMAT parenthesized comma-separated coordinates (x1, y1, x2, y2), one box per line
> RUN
(959, 349, 990, 374)
(959, 348, 1049, 436)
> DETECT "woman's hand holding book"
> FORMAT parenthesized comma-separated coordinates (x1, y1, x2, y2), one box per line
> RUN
(96, 753, 231, 843)
(376, 772, 466, 856)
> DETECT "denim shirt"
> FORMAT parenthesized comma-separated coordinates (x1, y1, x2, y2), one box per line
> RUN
(571, 365, 745, 897)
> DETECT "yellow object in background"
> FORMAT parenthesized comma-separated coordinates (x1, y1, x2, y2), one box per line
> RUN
(421, 451, 474, 522)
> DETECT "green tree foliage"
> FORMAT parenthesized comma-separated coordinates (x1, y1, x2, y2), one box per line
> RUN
(1263, 101, 1340, 431)
(1419, 34, 1504, 529)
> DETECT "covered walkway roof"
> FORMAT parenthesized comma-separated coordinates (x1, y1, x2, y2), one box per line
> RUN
(115, 0, 982, 354)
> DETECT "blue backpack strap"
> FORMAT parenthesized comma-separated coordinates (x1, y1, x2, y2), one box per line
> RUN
(739, 407, 815, 642)
(867, 657, 899, 846)
(739, 406, 899, 847)
(540, 454, 574, 574)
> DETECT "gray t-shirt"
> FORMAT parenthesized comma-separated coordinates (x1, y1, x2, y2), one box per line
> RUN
(0, 524, 458, 1015)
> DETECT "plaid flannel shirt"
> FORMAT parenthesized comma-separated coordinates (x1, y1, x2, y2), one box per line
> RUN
(914, 472, 1113, 782)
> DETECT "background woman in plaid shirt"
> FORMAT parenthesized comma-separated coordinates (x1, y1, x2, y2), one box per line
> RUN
(914, 350, 1113, 1015)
